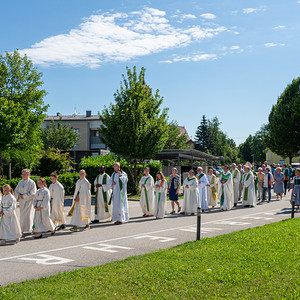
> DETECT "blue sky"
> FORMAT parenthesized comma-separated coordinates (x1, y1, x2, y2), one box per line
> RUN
(1, 0, 300, 145)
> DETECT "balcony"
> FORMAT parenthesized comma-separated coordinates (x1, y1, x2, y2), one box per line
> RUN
(90, 136, 106, 150)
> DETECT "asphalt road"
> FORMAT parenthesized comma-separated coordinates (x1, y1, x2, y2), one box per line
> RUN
(0, 191, 297, 286)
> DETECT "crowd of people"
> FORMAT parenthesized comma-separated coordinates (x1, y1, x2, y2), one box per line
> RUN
(0, 161, 299, 246)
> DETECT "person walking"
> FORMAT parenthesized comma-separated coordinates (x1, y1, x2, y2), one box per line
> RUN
(288, 168, 300, 211)
(262, 167, 274, 203)
(274, 167, 284, 200)
(257, 167, 265, 201)
(168, 168, 181, 214)
(282, 164, 289, 195)
(139, 167, 154, 217)
(154, 172, 167, 219)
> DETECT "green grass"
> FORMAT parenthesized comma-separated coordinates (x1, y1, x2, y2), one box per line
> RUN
(1, 218, 300, 299)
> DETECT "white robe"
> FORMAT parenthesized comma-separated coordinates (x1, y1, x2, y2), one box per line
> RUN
(218, 172, 234, 211)
(139, 175, 154, 215)
(242, 172, 257, 207)
(197, 173, 209, 210)
(94, 173, 112, 221)
(154, 180, 167, 219)
(14, 178, 37, 232)
(207, 174, 218, 207)
(33, 188, 56, 232)
(70, 178, 92, 226)
(232, 168, 241, 204)
(110, 171, 129, 222)
(49, 181, 66, 225)
(183, 177, 199, 214)
(0, 193, 21, 240)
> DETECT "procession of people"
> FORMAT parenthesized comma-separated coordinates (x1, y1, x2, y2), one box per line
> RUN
(0, 161, 299, 245)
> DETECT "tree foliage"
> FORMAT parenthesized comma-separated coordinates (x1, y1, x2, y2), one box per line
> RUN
(164, 120, 188, 149)
(41, 119, 79, 150)
(100, 66, 169, 192)
(264, 77, 300, 163)
(195, 115, 213, 152)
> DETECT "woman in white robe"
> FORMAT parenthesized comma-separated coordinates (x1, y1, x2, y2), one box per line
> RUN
(218, 166, 234, 211)
(207, 169, 218, 209)
(196, 167, 209, 211)
(33, 178, 56, 238)
(93, 166, 112, 222)
(49, 173, 66, 230)
(68, 170, 92, 231)
(154, 172, 167, 219)
(182, 170, 199, 215)
(14, 169, 36, 235)
(242, 166, 257, 207)
(110, 163, 129, 225)
(0, 185, 21, 243)
(139, 167, 154, 217)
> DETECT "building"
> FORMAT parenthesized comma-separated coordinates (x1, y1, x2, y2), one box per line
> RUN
(266, 149, 299, 165)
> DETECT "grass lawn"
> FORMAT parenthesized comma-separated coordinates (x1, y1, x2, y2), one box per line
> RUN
(1, 218, 300, 299)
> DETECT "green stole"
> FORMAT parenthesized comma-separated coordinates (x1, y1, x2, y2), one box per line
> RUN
(243, 172, 251, 201)
(143, 176, 150, 212)
(112, 172, 124, 205)
(221, 173, 231, 206)
(253, 171, 258, 194)
(95, 173, 109, 214)
(294, 178, 300, 185)
(157, 180, 164, 213)
(197, 173, 204, 181)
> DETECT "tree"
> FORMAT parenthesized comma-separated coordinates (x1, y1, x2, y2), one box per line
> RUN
(164, 120, 188, 149)
(0, 50, 48, 175)
(41, 119, 79, 150)
(100, 66, 169, 192)
(195, 115, 213, 152)
(264, 77, 300, 163)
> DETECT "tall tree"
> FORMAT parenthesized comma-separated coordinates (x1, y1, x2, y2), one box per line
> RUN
(41, 119, 80, 150)
(265, 77, 300, 163)
(0, 50, 48, 175)
(164, 120, 188, 149)
(100, 66, 169, 192)
(195, 115, 213, 152)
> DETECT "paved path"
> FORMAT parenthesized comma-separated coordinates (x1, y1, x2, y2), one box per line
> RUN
(0, 191, 297, 286)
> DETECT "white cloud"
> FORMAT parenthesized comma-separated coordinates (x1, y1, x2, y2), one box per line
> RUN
(230, 45, 243, 53)
(264, 43, 285, 47)
(274, 25, 286, 30)
(19, 7, 227, 68)
(161, 53, 217, 63)
(230, 45, 240, 50)
(200, 13, 216, 19)
(181, 14, 197, 20)
(243, 8, 258, 14)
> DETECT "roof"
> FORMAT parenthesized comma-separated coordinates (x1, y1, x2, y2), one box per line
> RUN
(177, 126, 190, 140)
(152, 149, 225, 161)
(44, 115, 100, 121)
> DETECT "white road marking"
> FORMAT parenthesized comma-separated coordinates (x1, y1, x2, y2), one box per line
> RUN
(18, 254, 74, 265)
(213, 220, 251, 226)
(240, 216, 273, 220)
(133, 235, 176, 243)
(83, 244, 132, 253)
(180, 227, 223, 233)
(0, 208, 283, 262)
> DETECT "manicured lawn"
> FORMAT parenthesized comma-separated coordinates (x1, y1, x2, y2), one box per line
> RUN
(1, 218, 299, 299)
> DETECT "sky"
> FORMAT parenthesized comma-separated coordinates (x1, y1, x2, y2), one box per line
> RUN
(1, 0, 300, 145)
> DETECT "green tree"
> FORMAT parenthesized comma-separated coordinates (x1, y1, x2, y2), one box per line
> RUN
(41, 119, 79, 150)
(238, 135, 253, 163)
(195, 115, 213, 152)
(100, 66, 169, 192)
(264, 77, 300, 163)
(164, 121, 188, 149)
(0, 50, 48, 175)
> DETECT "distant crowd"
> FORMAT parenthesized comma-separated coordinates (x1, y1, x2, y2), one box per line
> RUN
(0, 161, 299, 246)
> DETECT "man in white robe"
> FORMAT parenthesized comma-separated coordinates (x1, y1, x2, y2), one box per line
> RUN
(238, 164, 244, 201)
(139, 167, 154, 217)
(207, 168, 218, 209)
(92, 165, 112, 223)
(218, 166, 234, 211)
(49, 173, 66, 230)
(110, 162, 129, 225)
(182, 170, 199, 215)
(14, 169, 37, 236)
(196, 167, 209, 212)
(231, 163, 241, 207)
(242, 166, 257, 207)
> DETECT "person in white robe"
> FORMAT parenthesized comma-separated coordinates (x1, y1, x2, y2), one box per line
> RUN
(242, 166, 257, 207)
(154, 172, 167, 219)
(110, 163, 129, 225)
(14, 169, 37, 236)
(92, 166, 112, 223)
(139, 167, 154, 217)
(237, 164, 244, 201)
(218, 166, 234, 211)
(32, 178, 56, 238)
(49, 173, 66, 230)
(207, 168, 218, 209)
(68, 170, 92, 231)
(181, 170, 199, 215)
(231, 163, 241, 207)
(0, 185, 21, 244)
(196, 167, 209, 212)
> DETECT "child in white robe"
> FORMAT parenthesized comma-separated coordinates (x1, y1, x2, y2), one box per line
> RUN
(0, 185, 22, 244)
(154, 172, 167, 219)
(68, 170, 91, 231)
(33, 178, 56, 238)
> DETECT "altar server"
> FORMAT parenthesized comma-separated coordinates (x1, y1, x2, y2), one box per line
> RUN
(154, 172, 167, 219)
(139, 167, 154, 217)
(181, 170, 199, 215)
(207, 168, 218, 209)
